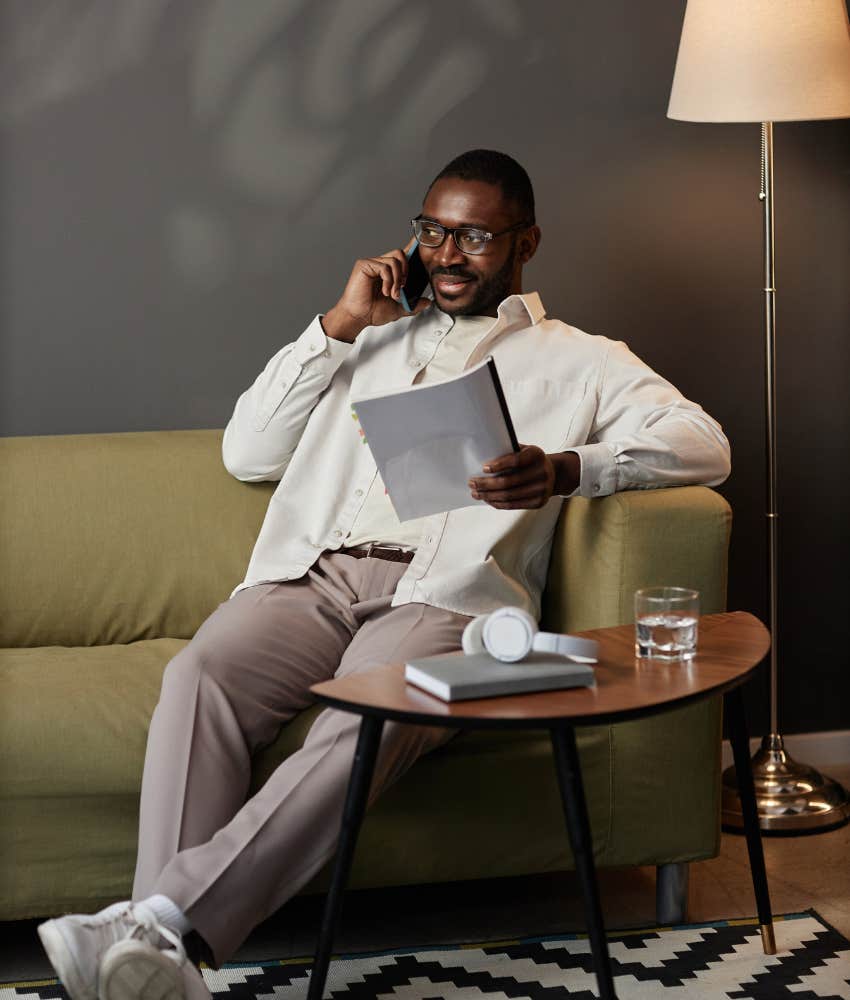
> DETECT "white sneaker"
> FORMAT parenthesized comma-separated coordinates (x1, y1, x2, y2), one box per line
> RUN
(37, 902, 175, 1000)
(98, 935, 211, 1000)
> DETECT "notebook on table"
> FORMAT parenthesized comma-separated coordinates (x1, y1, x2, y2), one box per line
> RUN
(404, 651, 595, 702)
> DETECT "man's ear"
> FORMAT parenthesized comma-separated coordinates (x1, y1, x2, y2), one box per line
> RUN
(517, 225, 541, 264)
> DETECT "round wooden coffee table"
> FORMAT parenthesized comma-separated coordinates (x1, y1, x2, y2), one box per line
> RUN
(306, 611, 772, 1000)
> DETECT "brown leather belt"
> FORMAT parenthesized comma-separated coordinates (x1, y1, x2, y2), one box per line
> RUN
(340, 544, 416, 565)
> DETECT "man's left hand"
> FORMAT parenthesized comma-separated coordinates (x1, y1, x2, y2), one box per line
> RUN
(468, 444, 556, 510)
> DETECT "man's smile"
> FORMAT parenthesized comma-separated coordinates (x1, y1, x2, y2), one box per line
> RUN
(430, 269, 476, 297)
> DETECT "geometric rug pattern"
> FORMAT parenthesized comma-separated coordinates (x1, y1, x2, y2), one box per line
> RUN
(3, 912, 848, 1000)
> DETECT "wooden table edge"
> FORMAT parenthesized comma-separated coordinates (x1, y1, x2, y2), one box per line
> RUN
(311, 611, 770, 730)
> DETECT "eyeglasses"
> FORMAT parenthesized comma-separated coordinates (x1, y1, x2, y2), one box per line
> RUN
(411, 217, 531, 255)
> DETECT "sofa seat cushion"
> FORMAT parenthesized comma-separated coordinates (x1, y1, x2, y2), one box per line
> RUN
(2, 638, 617, 908)
(0, 636, 715, 911)
(1, 639, 185, 798)
(2, 641, 603, 803)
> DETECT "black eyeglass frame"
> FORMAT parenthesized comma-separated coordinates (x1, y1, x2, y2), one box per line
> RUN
(410, 217, 532, 255)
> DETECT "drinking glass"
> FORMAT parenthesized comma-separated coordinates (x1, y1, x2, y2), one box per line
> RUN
(634, 587, 700, 660)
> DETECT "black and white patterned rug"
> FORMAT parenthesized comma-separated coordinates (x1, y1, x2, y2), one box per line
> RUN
(5, 912, 849, 999)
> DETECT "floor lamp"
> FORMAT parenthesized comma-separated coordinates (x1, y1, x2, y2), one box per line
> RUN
(668, 0, 850, 832)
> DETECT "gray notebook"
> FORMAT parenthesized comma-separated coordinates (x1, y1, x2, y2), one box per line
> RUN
(405, 651, 595, 702)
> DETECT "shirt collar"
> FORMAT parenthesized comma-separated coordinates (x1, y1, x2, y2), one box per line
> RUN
(432, 291, 546, 331)
(496, 291, 546, 327)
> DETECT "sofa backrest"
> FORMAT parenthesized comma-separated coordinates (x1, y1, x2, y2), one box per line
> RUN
(0, 430, 274, 648)
(1, 429, 730, 648)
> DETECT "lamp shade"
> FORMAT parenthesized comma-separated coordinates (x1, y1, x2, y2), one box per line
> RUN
(668, 0, 850, 122)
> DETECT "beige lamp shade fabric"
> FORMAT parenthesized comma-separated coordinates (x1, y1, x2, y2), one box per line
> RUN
(668, 0, 850, 122)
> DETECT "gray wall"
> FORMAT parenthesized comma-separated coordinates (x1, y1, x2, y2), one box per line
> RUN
(2, 1, 849, 735)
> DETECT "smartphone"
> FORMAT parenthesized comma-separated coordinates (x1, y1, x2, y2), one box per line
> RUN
(398, 240, 430, 313)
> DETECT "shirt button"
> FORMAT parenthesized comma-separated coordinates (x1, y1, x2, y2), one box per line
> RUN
(592, 484, 601, 494)
(333, 529, 343, 538)
(409, 359, 422, 368)
(355, 489, 364, 498)
(426, 536, 434, 544)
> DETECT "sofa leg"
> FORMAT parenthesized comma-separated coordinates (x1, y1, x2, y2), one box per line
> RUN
(656, 862, 689, 925)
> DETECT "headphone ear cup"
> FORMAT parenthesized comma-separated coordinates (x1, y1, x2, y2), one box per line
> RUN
(482, 606, 536, 662)
(462, 615, 488, 655)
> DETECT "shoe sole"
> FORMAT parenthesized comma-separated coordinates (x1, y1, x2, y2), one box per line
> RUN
(37, 921, 97, 1000)
(98, 940, 185, 1000)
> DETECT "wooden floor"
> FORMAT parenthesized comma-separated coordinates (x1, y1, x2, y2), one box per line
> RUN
(4, 763, 849, 980)
(688, 766, 850, 940)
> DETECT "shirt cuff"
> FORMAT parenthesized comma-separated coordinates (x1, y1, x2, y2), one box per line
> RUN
(292, 315, 353, 366)
(566, 443, 619, 498)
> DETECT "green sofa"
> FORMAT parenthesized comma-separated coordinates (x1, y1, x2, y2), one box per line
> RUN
(0, 429, 731, 923)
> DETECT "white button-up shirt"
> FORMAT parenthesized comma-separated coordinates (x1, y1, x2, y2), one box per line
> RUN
(222, 292, 731, 619)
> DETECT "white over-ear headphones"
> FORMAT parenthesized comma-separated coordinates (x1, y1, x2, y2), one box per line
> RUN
(461, 607, 599, 663)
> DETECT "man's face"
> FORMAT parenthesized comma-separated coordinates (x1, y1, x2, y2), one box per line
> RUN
(417, 178, 532, 318)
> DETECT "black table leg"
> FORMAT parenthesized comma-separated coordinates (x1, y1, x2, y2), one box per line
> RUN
(550, 725, 619, 1000)
(307, 714, 384, 1000)
(724, 687, 776, 955)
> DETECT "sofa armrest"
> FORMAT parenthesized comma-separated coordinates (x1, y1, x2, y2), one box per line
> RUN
(541, 486, 732, 633)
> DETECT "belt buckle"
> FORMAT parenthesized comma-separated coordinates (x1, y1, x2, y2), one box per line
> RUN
(364, 542, 407, 559)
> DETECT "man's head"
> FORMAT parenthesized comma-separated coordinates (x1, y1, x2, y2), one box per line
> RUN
(415, 150, 541, 318)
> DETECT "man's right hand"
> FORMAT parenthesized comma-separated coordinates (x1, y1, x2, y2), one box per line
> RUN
(321, 243, 431, 344)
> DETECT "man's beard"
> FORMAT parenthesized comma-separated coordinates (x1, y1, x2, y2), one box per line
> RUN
(429, 240, 518, 317)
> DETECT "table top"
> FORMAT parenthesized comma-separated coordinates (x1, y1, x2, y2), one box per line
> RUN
(310, 611, 770, 730)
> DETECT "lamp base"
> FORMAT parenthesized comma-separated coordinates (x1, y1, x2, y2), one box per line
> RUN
(722, 733, 850, 833)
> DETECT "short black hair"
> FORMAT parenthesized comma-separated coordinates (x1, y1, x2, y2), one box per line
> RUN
(428, 149, 535, 225)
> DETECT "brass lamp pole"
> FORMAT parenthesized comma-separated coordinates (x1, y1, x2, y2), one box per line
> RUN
(668, 0, 850, 832)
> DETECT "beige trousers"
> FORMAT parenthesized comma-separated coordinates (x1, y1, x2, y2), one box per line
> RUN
(131, 552, 471, 965)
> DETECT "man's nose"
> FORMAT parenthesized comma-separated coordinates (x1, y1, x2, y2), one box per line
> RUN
(433, 234, 466, 268)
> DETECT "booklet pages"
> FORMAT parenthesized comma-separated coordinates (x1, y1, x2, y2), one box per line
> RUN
(351, 357, 516, 522)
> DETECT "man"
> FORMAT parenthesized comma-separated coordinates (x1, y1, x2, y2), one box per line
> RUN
(38, 150, 731, 999)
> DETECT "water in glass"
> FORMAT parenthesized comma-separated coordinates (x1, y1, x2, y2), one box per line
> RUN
(635, 613, 698, 660)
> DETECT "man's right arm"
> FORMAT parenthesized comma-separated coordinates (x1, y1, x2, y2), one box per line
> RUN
(222, 244, 430, 482)
(222, 318, 353, 482)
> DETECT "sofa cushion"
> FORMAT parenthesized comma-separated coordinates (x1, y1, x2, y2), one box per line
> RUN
(1, 638, 615, 914)
(0, 639, 184, 797)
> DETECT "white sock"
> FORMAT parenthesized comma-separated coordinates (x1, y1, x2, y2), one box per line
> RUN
(139, 894, 193, 936)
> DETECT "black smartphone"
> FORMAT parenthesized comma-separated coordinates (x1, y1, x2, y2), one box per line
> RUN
(399, 240, 430, 312)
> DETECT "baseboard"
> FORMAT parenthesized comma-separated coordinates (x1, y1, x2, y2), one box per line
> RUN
(720, 729, 850, 771)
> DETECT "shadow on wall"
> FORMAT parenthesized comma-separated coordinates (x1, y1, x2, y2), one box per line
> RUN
(1, 0, 540, 292)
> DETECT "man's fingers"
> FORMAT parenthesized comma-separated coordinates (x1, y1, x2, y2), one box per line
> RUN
(470, 469, 548, 493)
(472, 449, 546, 490)
(472, 483, 547, 503)
(380, 249, 410, 298)
(483, 444, 539, 473)
(487, 498, 548, 510)
(378, 254, 405, 299)
(364, 256, 404, 300)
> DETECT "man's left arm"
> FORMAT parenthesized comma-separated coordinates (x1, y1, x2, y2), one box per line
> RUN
(469, 339, 731, 509)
